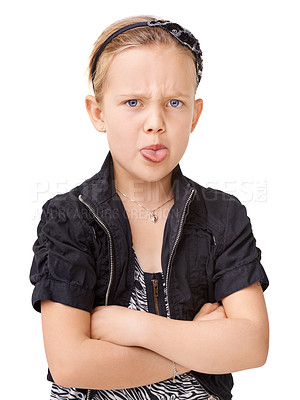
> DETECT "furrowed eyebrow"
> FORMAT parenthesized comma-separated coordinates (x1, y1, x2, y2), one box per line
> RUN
(117, 94, 152, 99)
(117, 93, 190, 99)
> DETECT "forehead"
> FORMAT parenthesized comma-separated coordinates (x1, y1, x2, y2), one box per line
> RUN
(104, 44, 197, 94)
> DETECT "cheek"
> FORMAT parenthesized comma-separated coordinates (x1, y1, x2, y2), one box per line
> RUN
(169, 108, 194, 129)
(106, 108, 138, 134)
(172, 129, 191, 156)
(106, 117, 137, 155)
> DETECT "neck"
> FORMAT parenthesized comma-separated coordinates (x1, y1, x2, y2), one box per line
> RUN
(114, 173, 173, 206)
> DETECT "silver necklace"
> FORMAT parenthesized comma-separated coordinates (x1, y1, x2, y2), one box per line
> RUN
(116, 188, 174, 223)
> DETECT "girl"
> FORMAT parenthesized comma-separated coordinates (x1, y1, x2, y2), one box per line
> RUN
(30, 15, 269, 400)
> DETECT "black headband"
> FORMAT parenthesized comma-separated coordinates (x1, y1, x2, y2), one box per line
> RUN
(91, 19, 203, 86)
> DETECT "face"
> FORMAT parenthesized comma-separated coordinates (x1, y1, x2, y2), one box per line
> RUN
(87, 44, 203, 193)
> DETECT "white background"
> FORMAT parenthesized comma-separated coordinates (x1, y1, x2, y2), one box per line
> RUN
(1, 0, 299, 398)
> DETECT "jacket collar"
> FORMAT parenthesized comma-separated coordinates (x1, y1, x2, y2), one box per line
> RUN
(80, 150, 195, 212)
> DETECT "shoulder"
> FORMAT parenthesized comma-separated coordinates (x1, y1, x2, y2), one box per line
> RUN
(186, 176, 245, 230)
(41, 169, 102, 217)
(38, 171, 103, 241)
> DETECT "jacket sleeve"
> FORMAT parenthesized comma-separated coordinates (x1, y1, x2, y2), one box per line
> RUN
(213, 196, 269, 302)
(29, 195, 97, 313)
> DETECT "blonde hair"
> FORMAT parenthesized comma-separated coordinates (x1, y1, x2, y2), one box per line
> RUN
(87, 15, 197, 103)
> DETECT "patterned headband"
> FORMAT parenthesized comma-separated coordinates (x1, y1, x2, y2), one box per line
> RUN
(91, 19, 203, 86)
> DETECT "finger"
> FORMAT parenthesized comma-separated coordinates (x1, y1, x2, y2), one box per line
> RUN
(198, 302, 219, 316)
(216, 306, 227, 317)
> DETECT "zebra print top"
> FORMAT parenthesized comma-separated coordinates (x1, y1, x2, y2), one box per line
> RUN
(49, 248, 215, 400)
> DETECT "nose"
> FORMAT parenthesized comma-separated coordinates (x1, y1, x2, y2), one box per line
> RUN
(143, 106, 166, 134)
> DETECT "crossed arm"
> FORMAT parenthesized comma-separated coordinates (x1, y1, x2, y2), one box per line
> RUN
(41, 282, 269, 390)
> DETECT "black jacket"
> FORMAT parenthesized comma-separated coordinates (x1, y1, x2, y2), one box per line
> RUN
(30, 151, 269, 400)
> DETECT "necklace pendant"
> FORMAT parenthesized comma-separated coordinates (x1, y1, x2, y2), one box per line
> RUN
(149, 213, 158, 223)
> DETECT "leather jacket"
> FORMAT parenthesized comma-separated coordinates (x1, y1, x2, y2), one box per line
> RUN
(30, 151, 269, 400)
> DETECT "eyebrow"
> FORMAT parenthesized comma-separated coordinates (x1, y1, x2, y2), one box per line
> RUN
(117, 92, 191, 99)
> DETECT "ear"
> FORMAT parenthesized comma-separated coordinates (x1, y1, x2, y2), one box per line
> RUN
(85, 95, 106, 132)
(191, 98, 203, 133)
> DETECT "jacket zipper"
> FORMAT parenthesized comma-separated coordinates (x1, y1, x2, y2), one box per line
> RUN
(79, 195, 114, 400)
(78, 195, 114, 306)
(152, 279, 160, 315)
(165, 188, 195, 317)
(163, 188, 220, 395)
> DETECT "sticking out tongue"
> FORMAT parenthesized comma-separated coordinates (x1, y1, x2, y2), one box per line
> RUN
(140, 148, 168, 162)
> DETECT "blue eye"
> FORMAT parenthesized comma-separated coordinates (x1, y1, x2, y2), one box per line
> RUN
(126, 99, 140, 107)
(169, 99, 183, 108)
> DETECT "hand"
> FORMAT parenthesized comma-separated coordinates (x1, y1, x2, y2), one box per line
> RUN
(90, 305, 145, 347)
(193, 302, 227, 322)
